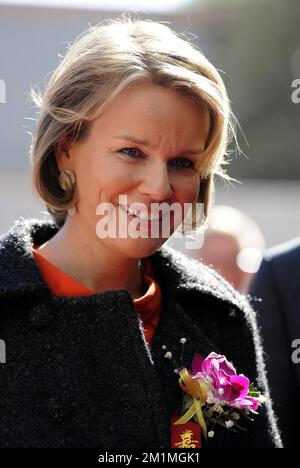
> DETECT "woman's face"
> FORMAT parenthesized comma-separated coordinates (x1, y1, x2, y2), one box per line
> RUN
(57, 81, 210, 258)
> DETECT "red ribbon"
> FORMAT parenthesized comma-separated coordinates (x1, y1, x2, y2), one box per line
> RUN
(171, 409, 202, 448)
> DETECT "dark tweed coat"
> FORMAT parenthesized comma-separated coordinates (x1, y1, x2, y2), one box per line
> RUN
(0, 217, 282, 448)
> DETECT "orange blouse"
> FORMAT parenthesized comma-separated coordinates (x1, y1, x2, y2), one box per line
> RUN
(32, 245, 161, 345)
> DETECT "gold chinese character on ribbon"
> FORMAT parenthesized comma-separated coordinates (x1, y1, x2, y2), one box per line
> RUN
(174, 429, 199, 448)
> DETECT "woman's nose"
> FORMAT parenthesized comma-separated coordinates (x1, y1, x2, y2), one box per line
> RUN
(138, 163, 173, 202)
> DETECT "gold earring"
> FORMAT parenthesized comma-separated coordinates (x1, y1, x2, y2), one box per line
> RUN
(58, 169, 75, 191)
(58, 170, 76, 216)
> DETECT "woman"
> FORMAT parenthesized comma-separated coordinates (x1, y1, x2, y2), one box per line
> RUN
(0, 17, 281, 448)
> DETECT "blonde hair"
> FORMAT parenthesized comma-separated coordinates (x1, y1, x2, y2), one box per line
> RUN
(30, 15, 237, 228)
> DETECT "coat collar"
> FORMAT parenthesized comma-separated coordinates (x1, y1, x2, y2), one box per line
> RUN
(0, 216, 249, 313)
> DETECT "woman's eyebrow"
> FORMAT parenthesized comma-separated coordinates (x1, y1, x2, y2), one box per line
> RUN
(114, 133, 205, 156)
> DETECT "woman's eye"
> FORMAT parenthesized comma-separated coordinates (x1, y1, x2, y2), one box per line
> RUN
(119, 149, 194, 170)
(171, 158, 195, 170)
(119, 147, 142, 159)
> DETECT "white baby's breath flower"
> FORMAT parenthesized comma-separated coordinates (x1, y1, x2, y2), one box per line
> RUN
(213, 404, 224, 414)
(206, 391, 216, 405)
(164, 351, 172, 359)
(232, 412, 240, 421)
(180, 338, 187, 344)
(162, 345, 167, 350)
(225, 420, 234, 429)
(208, 431, 215, 438)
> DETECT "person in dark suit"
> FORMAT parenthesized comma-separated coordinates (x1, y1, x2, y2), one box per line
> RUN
(250, 237, 300, 447)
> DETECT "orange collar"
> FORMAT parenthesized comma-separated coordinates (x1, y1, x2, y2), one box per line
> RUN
(32, 245, 162, 344)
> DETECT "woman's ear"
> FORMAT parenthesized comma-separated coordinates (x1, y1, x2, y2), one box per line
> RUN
(55, 135, 73, 173)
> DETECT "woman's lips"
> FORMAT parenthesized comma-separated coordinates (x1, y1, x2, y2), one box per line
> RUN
(118, 204, 165, 222)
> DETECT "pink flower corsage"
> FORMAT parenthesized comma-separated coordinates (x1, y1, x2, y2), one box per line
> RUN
(164, 338, 266, 440)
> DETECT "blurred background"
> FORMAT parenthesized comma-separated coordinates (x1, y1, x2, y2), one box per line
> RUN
(0, 0, 299, 276)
